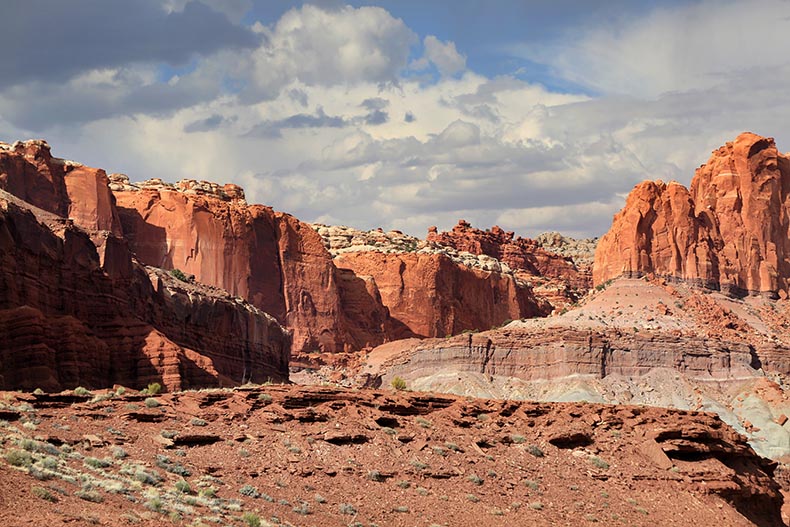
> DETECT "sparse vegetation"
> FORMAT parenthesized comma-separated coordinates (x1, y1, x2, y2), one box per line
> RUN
(191, 418, 208, 426)
(339, 503, 357, 515)
(32, 485, 57, 502)
(145, 382, 162, 395)
(391, 376, 407, 391)
(239, 484, 260, 498)
(467, 473, 484, 486)
(73, 386, 91, 396)
(527, 444, 544, 458)
(144, 397, 160, 408)
(589, 456, 609, 469)
(170, 268, 189, 282)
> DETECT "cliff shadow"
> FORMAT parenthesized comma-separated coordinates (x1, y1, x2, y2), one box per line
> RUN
(116, 206, 172, 269)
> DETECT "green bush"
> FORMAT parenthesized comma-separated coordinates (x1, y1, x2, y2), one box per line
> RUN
(170, 269, 189, 282)
(239, 484, 259, 498)
(241, 512, 261, 527)
(144, 397, 160, 408)
(146, 382, 162, 395)
(391, 376, 407, 391)
(73, 386, 91, 396)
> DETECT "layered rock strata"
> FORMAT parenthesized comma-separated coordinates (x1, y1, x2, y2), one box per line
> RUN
(427, 220, 591, 306)
(114, 182, 550, 353)
(594, 132, 790, 298)
(0, 141, 290, 391)
(334, 251, 546, 339)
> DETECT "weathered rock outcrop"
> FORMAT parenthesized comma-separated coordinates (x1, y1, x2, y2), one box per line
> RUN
(116, 185, 552, 353)
(112, 180, 369, 353)
(0, 141, 290, 391)
(0, 192, 289, 391)
(594, 132, 790, 297)
(334, 251, 546, 339)
(427, 220, 591, 306)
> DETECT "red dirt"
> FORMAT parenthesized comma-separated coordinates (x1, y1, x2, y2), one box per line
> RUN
(0, 385, 782, 527)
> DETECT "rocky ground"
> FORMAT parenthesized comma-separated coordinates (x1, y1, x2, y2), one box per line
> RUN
(326, 278, 790, 461)
(0, 384, 783, 527)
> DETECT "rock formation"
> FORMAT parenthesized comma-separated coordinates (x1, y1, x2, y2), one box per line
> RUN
(594, 132, 790, 298)
(0, 141, 290, 391)
(334, 251, 545, 338)
(112, 179, 378, 353)
(115, 184, 551, 354)
(0, 384, 782, 526)
(427, 220, 591, 306)
(356, 276, 790, 459)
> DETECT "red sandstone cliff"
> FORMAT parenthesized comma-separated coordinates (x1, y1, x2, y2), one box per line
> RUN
(594, 132, 790, 297)
(334, 251, 546, 338)
(427, 220, 590, 306)
(112, 181, 374, 353)
(0, 141, 290, 391)
(115, 184, 551, 353)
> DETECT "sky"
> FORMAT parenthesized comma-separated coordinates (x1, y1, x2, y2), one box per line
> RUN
(1, 0, 789, 238)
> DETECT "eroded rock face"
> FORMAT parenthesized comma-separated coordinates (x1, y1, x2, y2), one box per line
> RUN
(427, 220, 590, 307)
(334, 251, 547, 338)
(113, 185, 362, 353)
(0, 194, 289, 391)
(0, 142, 290, 391)
(0, 140, 123, 236)
(594, 132, 790, 297)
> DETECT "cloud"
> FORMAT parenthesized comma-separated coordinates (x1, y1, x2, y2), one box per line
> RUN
(244, 4, 417, 100)
(245, 107, 348, 138)
(416, 35, 467, 77)
(183, 114, 236, 133)
(0, 0, 259, 89)
(515, 0, 790, 98)
(8, 1, 790, 242)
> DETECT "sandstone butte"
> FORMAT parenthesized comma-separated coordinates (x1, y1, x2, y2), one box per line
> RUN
(0, 140, 290, 392)
(427, 219, 591, 306)
(111, 175, 548, 353)
(594, 132, 790, 297)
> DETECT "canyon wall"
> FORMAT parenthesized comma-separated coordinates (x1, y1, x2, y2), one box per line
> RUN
(334, 251, 545, 338)
(427, 220, 591, 307)
(594, 132, 790, 297)
(0, 141, 290, 391)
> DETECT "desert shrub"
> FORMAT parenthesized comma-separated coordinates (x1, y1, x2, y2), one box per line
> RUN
(174, 479, 191, 493)
(170, 269, 189, 282)
(511, 434, 526, 444)
(589, 456, 609, 469)
(292, 501, 311, 515)
(6, 449, 32, 467)
(75, 489, 104, 503)
(146, 382, 162, 395)
(111, 447, 127, 459)
(415, 417, 432, 428)
(391, 376, 407, 391)
(241, 512, 261, 527)
(527, 444, 544, 458)
(73, 386, 91, 396)
(239, 484, 260, 498)
(191, 418, 207, 426)
(144, 398, 160, 408)
(144, 497, 164, 512)
(84, 457, 112, 470)
(32, 485, 57, 502)
(339, 503, 357, 515)
(467, 473, 484, 486)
